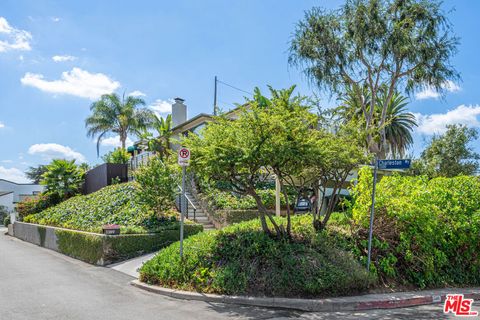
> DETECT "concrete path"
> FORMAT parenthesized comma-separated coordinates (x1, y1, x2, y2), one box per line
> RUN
(108, 252, 157, 278)
(0, 229, 475, 319)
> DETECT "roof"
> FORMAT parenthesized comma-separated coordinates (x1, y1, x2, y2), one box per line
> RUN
(0, 179, 38, 186)
(0, 191, 14, 197)
(170, 113, 213, 134)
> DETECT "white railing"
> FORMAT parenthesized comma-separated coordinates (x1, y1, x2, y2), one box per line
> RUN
(128, 151, 156, 180)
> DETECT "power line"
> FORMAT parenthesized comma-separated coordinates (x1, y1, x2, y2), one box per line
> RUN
(217, 79, 253, 96)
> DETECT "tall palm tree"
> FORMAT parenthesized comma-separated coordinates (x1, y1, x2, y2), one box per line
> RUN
(138, 114, 173, 158)
(336, 86, 417, 158)
(85, 93, 154, 156)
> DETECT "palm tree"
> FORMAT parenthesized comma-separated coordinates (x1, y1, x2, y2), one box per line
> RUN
(85, 93, 154, 156)
(336, 86, 417, 158)
(378, 91, 417, 158)
(138, 114, 173, 158)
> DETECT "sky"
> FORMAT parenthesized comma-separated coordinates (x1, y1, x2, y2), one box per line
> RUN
(0, 0, 479, 183)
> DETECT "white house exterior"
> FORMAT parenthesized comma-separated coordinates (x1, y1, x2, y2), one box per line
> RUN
(0, 179, 44, 212)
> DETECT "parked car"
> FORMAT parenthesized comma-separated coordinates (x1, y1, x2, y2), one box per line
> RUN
(294, 197, 312, 214)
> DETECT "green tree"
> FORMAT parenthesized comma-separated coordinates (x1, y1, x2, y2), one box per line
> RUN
(184, 104, 283, 236)
(416, 125, 480, 177)
(25, 165, 48, 184)
(337, 87, 417, 157)
(102, 148, 131, 164)
(289, 0, 459, 157)
(134, 156, 178, 214)
(85, 93, 154, 156)
(41, 159, 85, 199)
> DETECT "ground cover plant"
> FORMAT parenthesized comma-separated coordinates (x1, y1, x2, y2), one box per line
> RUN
(140, 215, 372, 297)
(24, 182, 182, 234)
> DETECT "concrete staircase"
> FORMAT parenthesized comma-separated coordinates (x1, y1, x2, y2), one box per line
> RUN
(184, 191, 216, 231)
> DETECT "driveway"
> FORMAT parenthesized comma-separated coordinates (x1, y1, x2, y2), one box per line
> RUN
(0, 228, 473, 319)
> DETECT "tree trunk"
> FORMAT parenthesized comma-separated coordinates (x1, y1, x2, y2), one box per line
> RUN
(120, 132, 126, 150)
(249, 189, 283, 237)
(279, 178, 291, 237)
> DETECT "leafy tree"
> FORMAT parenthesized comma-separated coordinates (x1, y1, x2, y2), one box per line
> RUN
(41, 159, 85, 199)
(336, 87, 417, 157)
(25, 165, 48, 184)
(416, 125, 480, 177)
(134, 156, 178, 214)
(102, 148, 131, 164)
(252, 86, 318, 235)
(184, 103, 283, 236)
(289, 0, 459, 157)
(85, 93, 155, 156)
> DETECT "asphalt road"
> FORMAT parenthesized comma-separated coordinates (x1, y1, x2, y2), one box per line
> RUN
(0, 229, 476, 320)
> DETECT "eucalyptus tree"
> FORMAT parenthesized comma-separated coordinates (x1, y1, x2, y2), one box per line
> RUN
(290, 0, 459, 157)
(85, 93, 155, 156)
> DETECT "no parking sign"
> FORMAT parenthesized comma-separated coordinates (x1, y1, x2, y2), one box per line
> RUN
(178, 148, 190, 166)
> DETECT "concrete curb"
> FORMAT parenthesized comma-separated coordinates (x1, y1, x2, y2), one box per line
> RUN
(131, 280, 480, 312)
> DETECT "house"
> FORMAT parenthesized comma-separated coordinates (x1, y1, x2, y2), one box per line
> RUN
(0, 179, 44, 213)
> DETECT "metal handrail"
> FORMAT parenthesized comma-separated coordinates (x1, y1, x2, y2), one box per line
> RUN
(177, 185, 196, 222)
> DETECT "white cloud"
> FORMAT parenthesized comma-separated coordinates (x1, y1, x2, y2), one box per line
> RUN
(150, 99, 173, 115)
(51, 17, 60, 22)
(0, 166, 30, 183)
(128, 90, 146, 97)
(415, 80, 461, 100)
(98, 136, 134, 148)
(414, 104, 480, 134)
(21, 67, 120, 100)
(28, 143, 86, 163)
(1, 160, 12, 163)
(52, 55, 76, 62)
(0, 17, 32, 52)
(0, 121, 4, 128)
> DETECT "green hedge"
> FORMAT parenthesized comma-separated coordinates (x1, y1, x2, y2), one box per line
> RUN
(350, 168, 480, 288)
(55, 224, 203, 265)
(202, 189, 296, 210)
(140, 215, 372, 297)
(209, 209, 259, 228)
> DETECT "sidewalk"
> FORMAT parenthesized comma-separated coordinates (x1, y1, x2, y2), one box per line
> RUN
(131, 281, 480, 312)
(108, 252, 157, 278)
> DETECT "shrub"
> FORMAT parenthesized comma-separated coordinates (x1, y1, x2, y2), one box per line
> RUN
(350, 167, 480, 288)
(102, 148, 131, 164)
(134, 156, 178, 214)
(3, 215, 11, 226)
(140, 215, 371, 297)
(24, 182, 179, 233)
(204, 189, 295, 210)
(0, 205, 8, 224)
(16, 193, 61, 220)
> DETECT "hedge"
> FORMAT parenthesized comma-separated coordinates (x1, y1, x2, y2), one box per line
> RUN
(55, 224, 203, 265)
(350, 168, 480, 288)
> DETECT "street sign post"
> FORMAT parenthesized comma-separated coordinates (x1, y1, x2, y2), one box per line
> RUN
(367, 158, 411, 272)
(178, 147, 190, 259)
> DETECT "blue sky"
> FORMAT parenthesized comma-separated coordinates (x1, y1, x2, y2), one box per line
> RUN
(0, 0, 479, 183)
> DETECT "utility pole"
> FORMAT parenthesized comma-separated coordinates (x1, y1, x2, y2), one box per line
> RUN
(367, 158, 378, 272)
(213, 76, 218, 116)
